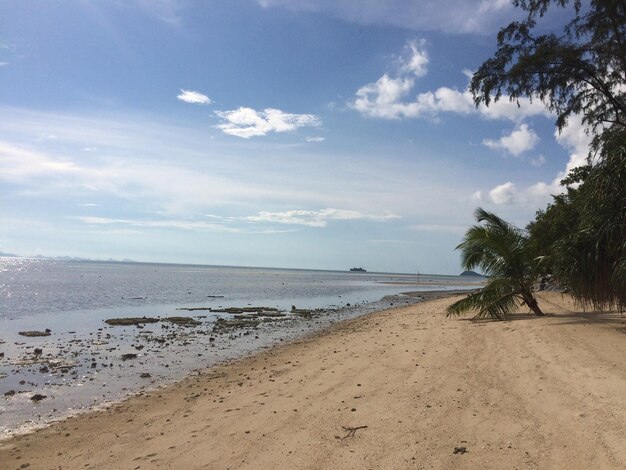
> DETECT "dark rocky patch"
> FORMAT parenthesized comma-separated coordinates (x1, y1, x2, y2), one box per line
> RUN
(212, 318, 260, 333)
(105, 317, 159, 326)
(162, 316, 202, 326)
(18, 330, 51, 337)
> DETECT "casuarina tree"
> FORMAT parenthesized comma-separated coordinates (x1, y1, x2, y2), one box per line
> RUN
(468, 0, 626, 310)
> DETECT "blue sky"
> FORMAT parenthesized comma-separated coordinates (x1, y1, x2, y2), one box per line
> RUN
(0, 0, 589, 274)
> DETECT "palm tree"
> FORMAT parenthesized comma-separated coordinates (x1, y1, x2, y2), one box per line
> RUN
(447, 208, 544, 319)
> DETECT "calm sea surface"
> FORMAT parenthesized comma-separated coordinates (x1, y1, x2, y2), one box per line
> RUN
(0, 257, 481, 438)
(0, 258, 472, 319)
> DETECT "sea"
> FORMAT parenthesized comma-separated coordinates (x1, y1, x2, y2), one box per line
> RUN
(0, 257, 482, 438)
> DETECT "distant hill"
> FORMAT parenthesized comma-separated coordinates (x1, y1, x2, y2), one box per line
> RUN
(0, 251, 18, 257)
(460, 270, 483, 277)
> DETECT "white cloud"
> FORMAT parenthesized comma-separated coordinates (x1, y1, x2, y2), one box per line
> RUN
(401, 39, 429, 77)
(555, 115, 592, 174)
(477, 97, 548, 121)
(483, 124, 539, 156)
(0, 139, 299, 213)
(177, 89, 211, 105)
(215, 107, 320, 138)
(0, 62, 8, 67)
(353, 74, 416, 119)
(351, 40, 549, 122)
(0, 106, 483, 251)
(70, 217, 249, 233)
(476, 116, 594, 209)
(531, 154, 546, 167)
(488, 182, 517, 205)
(72, 208, 400, 232)
(244, 208, 399, 227)
(409, 223, 467, 234)
(471, 190, 483, 202)
(305, 136, 325, 142)
(0, 141, 83, 182)
(257, 0, 517, 35)
(353, 79, 548, 122)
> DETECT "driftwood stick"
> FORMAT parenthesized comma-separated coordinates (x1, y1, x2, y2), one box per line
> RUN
(341, 425, 368, 438)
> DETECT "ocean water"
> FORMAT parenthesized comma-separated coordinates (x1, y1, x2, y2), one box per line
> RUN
(0, 258, 470, 319)
(0, 258, 482, 438)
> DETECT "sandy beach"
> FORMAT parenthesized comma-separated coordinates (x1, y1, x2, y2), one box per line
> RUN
(2, 291, 626, 469)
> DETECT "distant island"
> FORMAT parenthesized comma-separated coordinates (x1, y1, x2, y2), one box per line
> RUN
(460, 270, 483, 277)
(350, 267, 367, 272)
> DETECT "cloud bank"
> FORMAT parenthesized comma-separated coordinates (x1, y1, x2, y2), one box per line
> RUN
(177, 89, 211, 105)
(244, 208, 400, 227)
(257, 0, 516, 34)
(477, 117, 593, 207)
(215, 107, 321, 138)
(483, 124, 539, 156)
(352, 58, 548, 122)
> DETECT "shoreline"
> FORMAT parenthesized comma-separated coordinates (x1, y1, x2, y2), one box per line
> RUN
(2, 291, 626, 468)
(1, 289, 471, 440)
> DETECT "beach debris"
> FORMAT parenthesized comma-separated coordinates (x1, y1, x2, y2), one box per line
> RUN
(212, 318, 260, 333)
(18, 330, 51, 337)
(10, 357, 75, 372)
(139, 373, 151, 379)
(162, 316, 202, 326)
(292, 308, 314, 318)
(453, 446, 468, 454)
(233, 312, 287, 321)
(30, 393, 47, 402)
(121, 353, 138, 361)
(105, 317, 159, 326)
(217, 307, 281, 314)
(338, 425, 368, 439)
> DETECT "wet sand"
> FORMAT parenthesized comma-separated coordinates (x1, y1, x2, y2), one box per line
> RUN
(0, 293, 428, 437)
(2, 291, 626, 469)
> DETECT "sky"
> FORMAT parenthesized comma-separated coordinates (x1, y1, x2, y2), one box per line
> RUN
(0, 0, 590, 274)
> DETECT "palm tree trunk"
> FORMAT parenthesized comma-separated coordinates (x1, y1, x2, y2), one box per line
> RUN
(527, 296, 544, 316)
(521, 290, 544, 316)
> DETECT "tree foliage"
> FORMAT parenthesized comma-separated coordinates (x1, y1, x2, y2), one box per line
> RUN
(469, 0, 626, 312)
(529, 128, 626, 310)
(447, 208, 544, 319)
(471, 0, 626, 133)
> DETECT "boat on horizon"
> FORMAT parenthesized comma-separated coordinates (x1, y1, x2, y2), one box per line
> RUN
(349, 267, 367, 272)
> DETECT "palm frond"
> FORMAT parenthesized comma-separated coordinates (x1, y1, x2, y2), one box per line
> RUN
(446, 278, 521, 319)
(448, 207, 543, 318)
